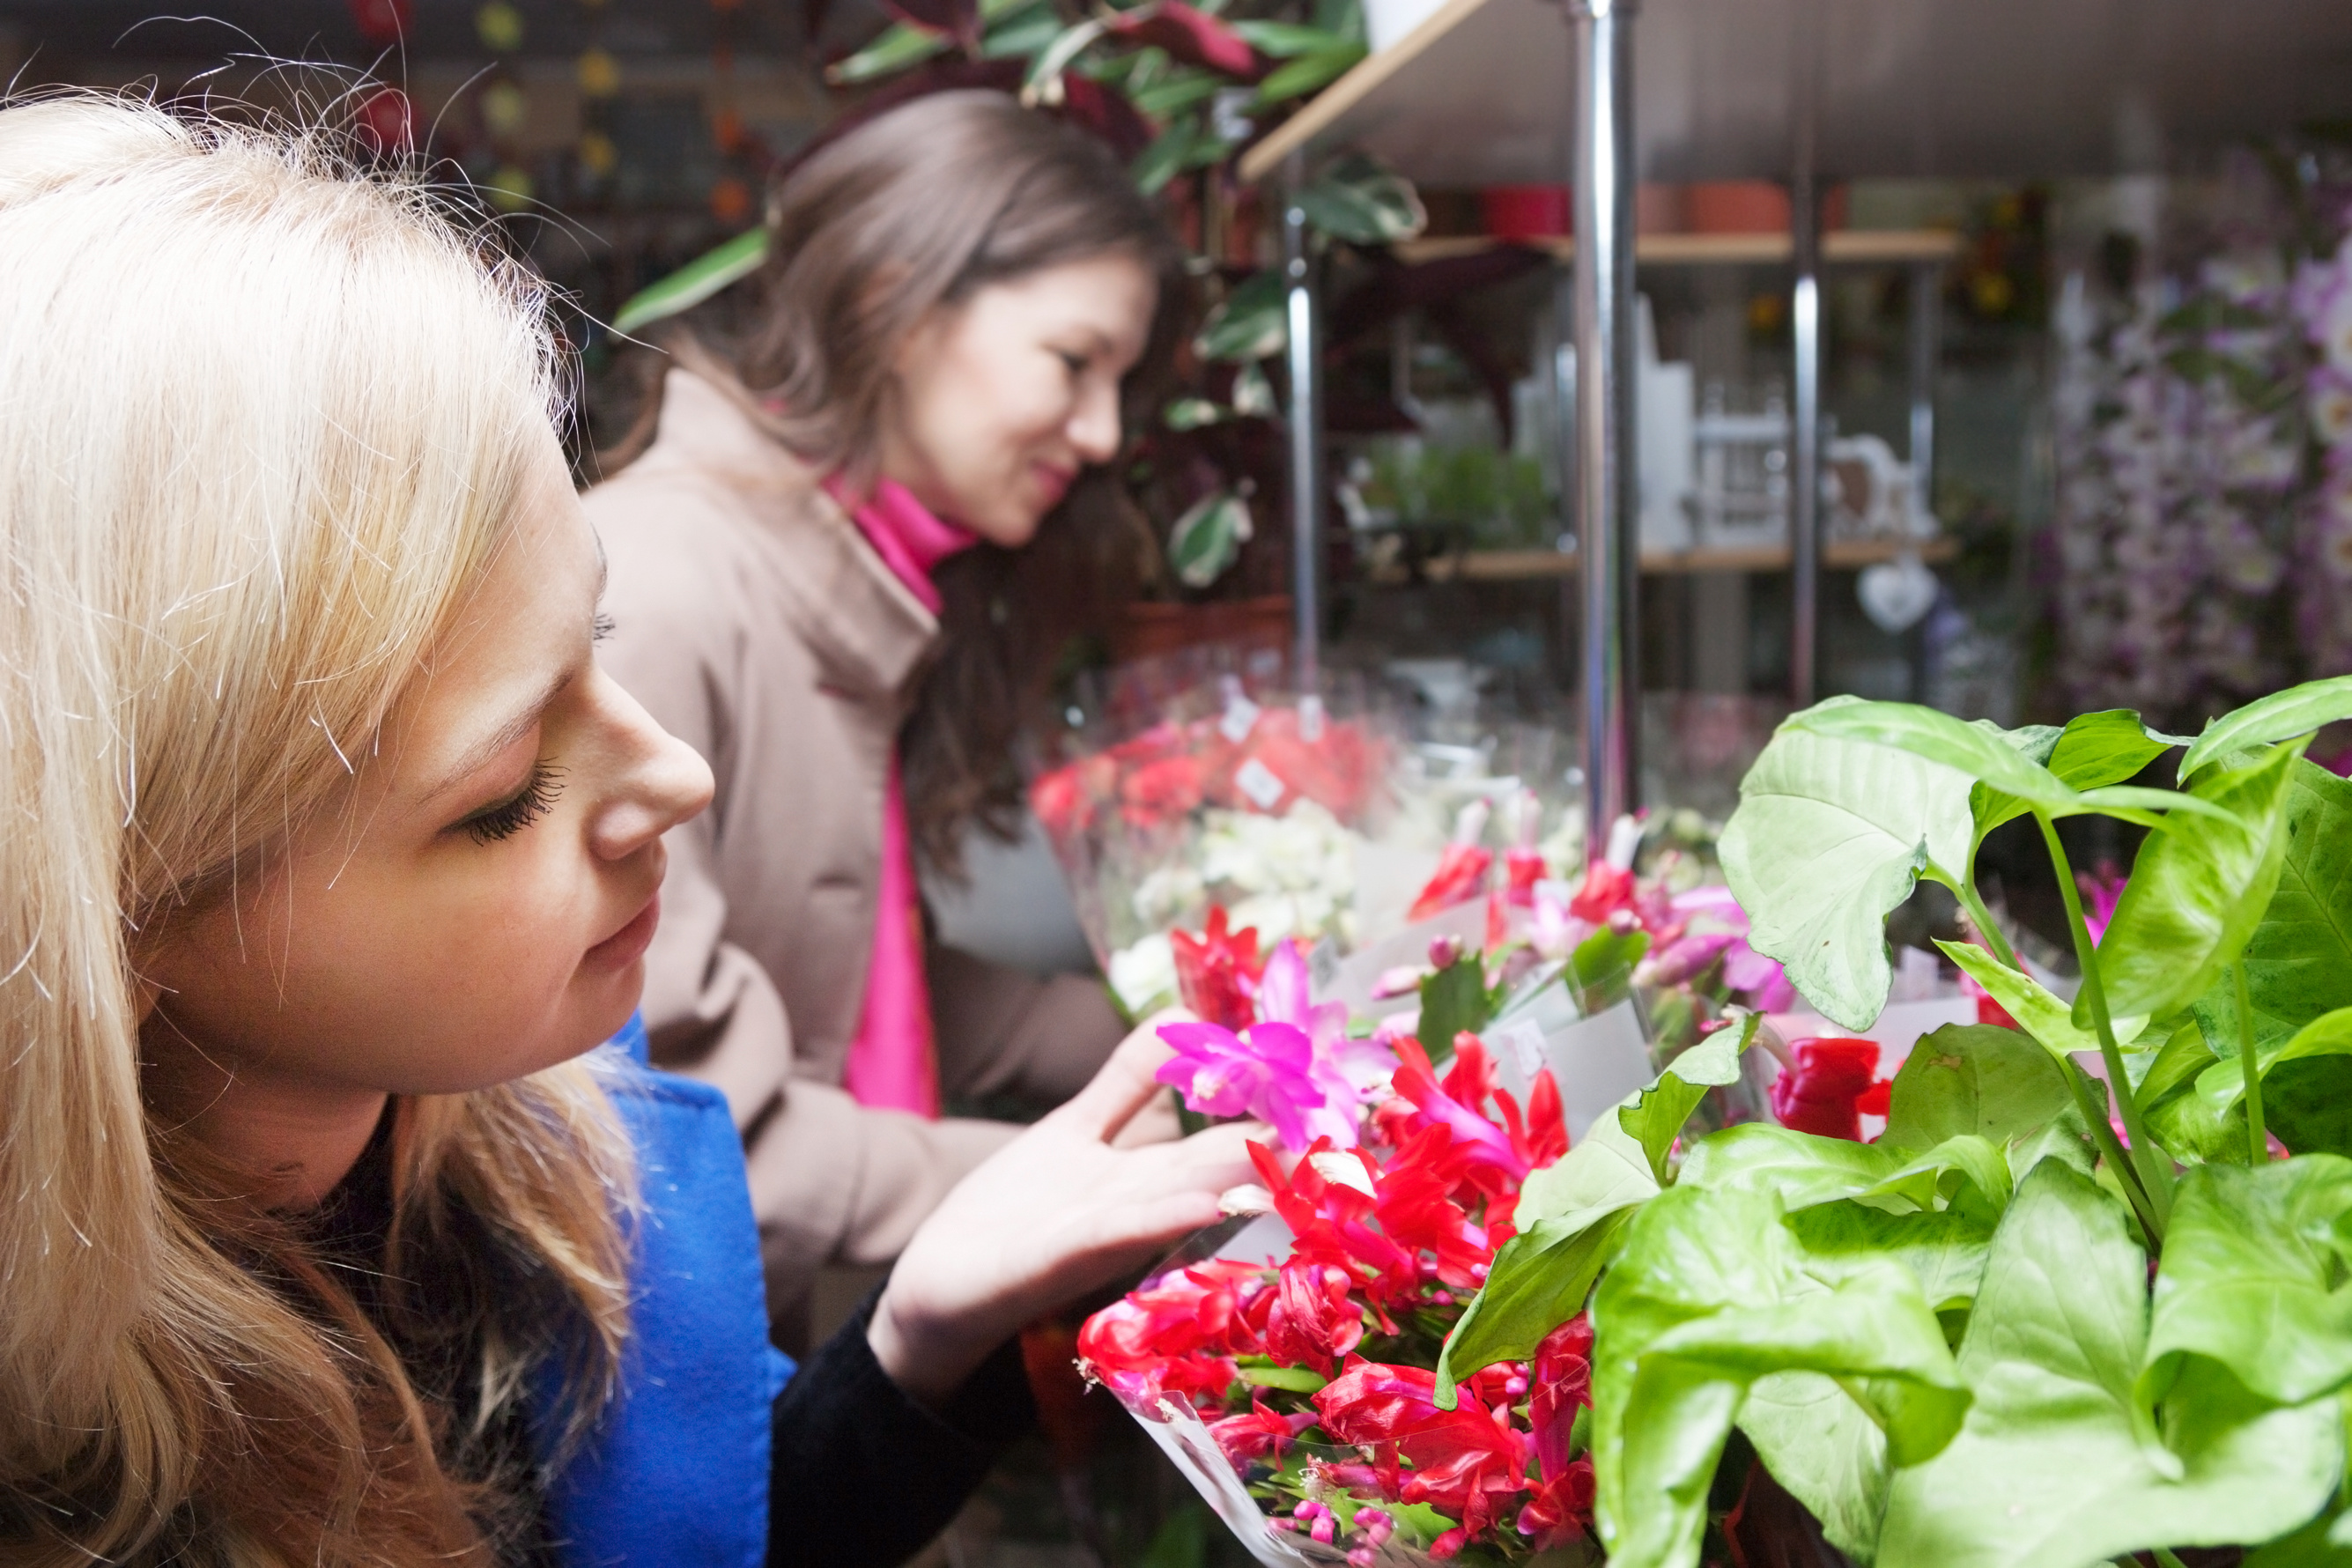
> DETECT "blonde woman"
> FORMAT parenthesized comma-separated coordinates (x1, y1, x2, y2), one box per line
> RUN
(0, 98, 1255, 1568)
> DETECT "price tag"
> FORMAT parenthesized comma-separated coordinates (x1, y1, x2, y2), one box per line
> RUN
(1218, 694, 1261, 743)
(1486, 1018, 1549, 1084)
(1233, 757, 1287, 810)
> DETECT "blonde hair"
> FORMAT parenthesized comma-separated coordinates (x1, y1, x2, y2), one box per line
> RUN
(0, 98, 636, 1566)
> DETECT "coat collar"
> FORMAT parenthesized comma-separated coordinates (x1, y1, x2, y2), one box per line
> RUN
(636, 367, 942, 703)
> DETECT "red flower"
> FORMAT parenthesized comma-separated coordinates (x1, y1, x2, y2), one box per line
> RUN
(1314, 1360, 1528, 1542)
(1209, 1395, 1316, 1468)
(1076, 1258, 1262, 1404)
(1769, 1037, 1884, 1142)
(1567, 861, 1636, 922)
(1247, 1261, 1365, 1373)
(1121, 753, 1205, 828)
(1410, 844, 1495, 921)
(1369, 1125, 1496, 1291)
(1516, 1317, 1597, 1548)
(1388, 1037, 1529, 1185)
(1171, 906, 1265, 1031)
(1517, 1457, 1597, 1550)
(1505, 848, 1548, 908)
(1248, 1139, 1421, 1308)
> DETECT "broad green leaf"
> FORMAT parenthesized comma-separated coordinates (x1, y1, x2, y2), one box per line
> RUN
(1165, 488, 1250, 588)
(2146, 1080, 2252, 1167)
(2046, 708, 2185, 790)
(2245, 1503, 2352, 1568)
(1252, 42, 1364, 103)
(1434, 1206, 1633, 1406)
(1792, 700, 2090, 815)
(1192, 269, 1286, 361)
(2090, 742, 2302, 1027)
(1738, 1371, 1892, 1564)
(1514, 1086, 1659, 1231)
(1294, 152, 1424, 245)
(1720, 701, 1975, 1032)
(1675, 1124, 1905, 1210)
(1858, 1134, 2013, 1219)
(1935, 939, 2147, 1064)
(825, 20, 950, 83)
(2196, 759, 2352, 1059)
(2179, 675, 2352, 781)
(1965, 721, 2061, 845)
(1417, 953, 1493, 1059)
(2142, 1157, 2352, 1413)
(1875, 1163, 2345, 1568)
(2133, 1019, 2220, 1109)
(1616, 1015, 1754, 1184)
(1589, 1186, 1969, 1568)
(2193, 1005, 2352, 1158)
(980, 2, 1062, 56)
(1569, 925, 1649, 1013)
(1879, 1023, 2084, 1162)
(611, 228, 766, 335)
(1786, 1202, 1994, 1314)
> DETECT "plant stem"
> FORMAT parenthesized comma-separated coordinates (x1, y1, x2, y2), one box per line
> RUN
(2234, 963, 2267, 1165)
(2153, 1549, 2192, 1568)
(1933, 862, 2023, 973)
(2062, 1057, 2163, 1241)
(2037, 811, 2171, 1240)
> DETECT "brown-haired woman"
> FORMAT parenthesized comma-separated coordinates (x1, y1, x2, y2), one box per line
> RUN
(586, 90, 1189, 1342)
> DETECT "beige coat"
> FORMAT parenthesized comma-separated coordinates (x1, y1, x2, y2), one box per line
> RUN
(585, 367, 1126, 1334)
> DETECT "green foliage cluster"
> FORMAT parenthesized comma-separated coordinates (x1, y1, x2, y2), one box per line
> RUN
(1437, 676, 2352, 1567)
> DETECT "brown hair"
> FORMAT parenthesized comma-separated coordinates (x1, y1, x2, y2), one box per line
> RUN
(618, 91, 1187, 873)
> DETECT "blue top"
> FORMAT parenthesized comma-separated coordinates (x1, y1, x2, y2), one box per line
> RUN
(531, 1015, 794, 1568)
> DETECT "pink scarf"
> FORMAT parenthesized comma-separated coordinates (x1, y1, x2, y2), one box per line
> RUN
(824, 476, 978, 1119)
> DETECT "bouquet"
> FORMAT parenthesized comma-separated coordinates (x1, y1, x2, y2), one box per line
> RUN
(1077, 934, 1602, 1566)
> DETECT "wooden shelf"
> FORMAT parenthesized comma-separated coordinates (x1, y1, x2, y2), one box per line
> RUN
(1237, 0, 2352, 189)
(1364, 536, 1957, 585)
(1389, 229, 1961, 268)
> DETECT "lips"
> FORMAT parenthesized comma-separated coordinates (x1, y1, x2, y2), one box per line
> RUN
(584, 891, 660, 973)
(1033, 462, 1076, 507)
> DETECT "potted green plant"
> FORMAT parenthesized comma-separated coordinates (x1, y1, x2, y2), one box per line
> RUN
(1436, 680, 2352, 1567)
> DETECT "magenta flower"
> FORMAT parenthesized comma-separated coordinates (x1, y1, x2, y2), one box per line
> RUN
(1158, 939, 1393, 1151)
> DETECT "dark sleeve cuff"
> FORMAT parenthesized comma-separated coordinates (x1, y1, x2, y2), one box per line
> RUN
(767, 1286, 1037, 1568)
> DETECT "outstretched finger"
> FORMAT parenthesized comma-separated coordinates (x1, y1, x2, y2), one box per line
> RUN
(1059, 1011, 1185, 1141)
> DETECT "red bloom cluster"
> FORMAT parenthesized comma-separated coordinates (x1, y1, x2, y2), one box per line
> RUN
(1171, 907, 1267, 1031)
(1028, 703, 1387, 845)
(1769, 1036, 1889, 1142)
(1080, 1034, 1593, 1562)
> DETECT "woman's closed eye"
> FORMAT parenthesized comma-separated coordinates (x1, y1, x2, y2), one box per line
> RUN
(455, 760, 565, 844)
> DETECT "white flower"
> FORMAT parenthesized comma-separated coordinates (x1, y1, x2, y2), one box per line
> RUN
(1131, 863, 1205, 929)
(1108, 932, 1177, 1016)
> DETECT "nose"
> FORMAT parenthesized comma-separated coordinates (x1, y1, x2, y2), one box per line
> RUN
(585, 669, 714, 863)
(1068, 377, 1122, 465)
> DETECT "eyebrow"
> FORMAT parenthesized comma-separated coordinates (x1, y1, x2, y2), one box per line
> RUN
(420, 550, 608, 807)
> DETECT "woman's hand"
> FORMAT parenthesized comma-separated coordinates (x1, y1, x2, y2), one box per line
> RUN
(867, 1021, 1263, 1405)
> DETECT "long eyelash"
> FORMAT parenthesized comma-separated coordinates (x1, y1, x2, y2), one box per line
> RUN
(463, 762, 564, 845)
(593, 613, 618, 643)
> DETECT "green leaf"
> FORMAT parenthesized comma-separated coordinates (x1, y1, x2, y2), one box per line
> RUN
(1935, 939, 2147, 1065)
(1230, 18, 1351, 55)
(1879, 1023, 2086, 1162)
(1720, 700, 1975, 1032)
(1252, 42, 1365, 103)
(1231, 359, 1276, 418)
(1294, 152, 1425, 245)
(980, 2, 1062, 55)
(1131, 113, 1201, 196)
(1417, 953, 1493, 1059)
(2134, 1019, 2222, 1109)
(1236, 1363, 1331, 1392)
(1875, 1163, 2345, 1568)
(2193, 1005, 2352, 1158)
(610, 228, 767, 335)
(1435, 1206, 1634, 1405)
(1569, 925, 1649, 1013)
(1675, 1123, 1905, 1210)
(1970, 708, 2187, 845)
(1024, 17, 1111, 91)
(1514, 1085, 1660, 1231)
(1128, 67, 1224, 118)
(1737, 1371, 1895, 1564)
(1792, 701, 2097, 817)
(1162, 396, 1227, 431)
(2179, 675, 2352, 781)
(1616, 1015, 1755, 1184)
(2245, 1506, 2352, 1568)
(2091, 743, 2302, 1027)
(1165, 488, 1251, 588)
(2196, 759, 2352, 1060)
(825, 20, 951, 83)
(1786, 1202, 1995, 1314)
(1589, 1185, 1970, 1568)
(2142, 1156, 2352, 1414)
(1191, 270, 1286, 362)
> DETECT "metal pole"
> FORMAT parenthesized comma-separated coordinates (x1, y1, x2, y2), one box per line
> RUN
(1787, 18, 1823, 708)
(1283, 151, 1323, 692)
(1907, 259, 1939, 525)
(1568, 0, 1638, 859)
